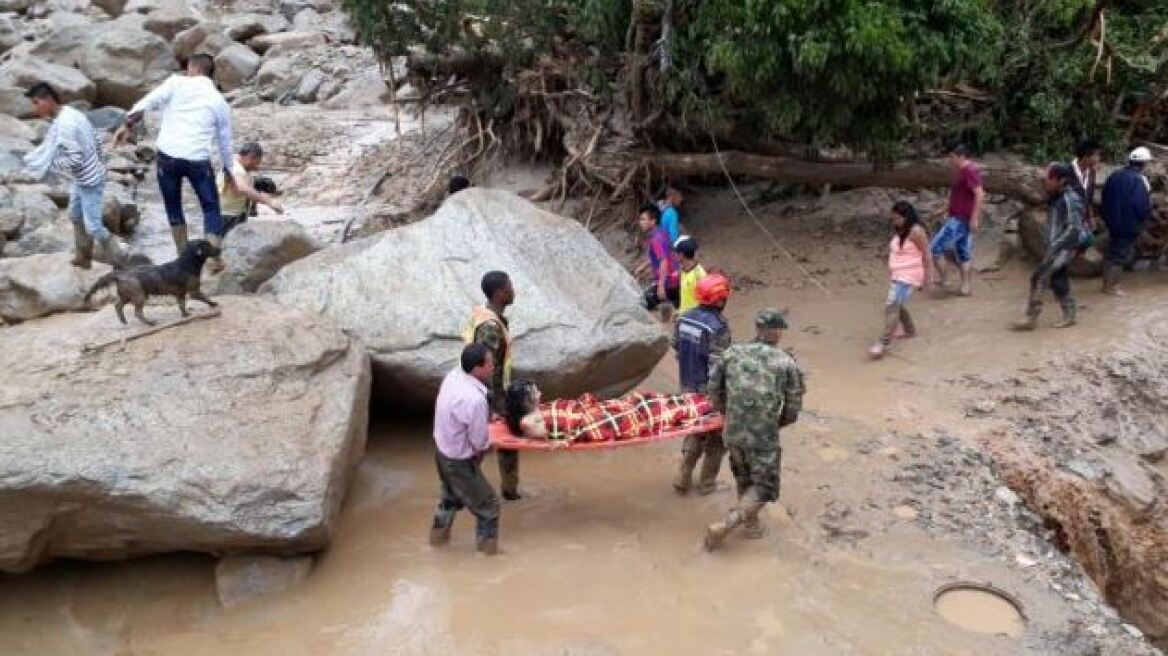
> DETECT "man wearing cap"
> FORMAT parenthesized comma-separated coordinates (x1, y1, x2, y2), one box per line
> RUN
(1012, 164, 1086, 331)
(671, 272, 732, 496)
(702, 308, 804, 551)
(1100, 147, 1154, 295)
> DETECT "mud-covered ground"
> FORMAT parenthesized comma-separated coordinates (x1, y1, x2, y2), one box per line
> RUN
(0, 108, 1164, 654)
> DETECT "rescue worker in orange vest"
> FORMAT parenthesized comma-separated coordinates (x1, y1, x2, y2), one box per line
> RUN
(465, 270, 521, 500)
(671, 273, 732, 495)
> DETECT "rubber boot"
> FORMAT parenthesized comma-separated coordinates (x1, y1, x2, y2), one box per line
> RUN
(703, 509, 743, 552)
(71, 221, 93, 269)
(206, 233, 225, 275)
(476, 537, 499, 556)
(1052, 300, 1077, 329)
(96, 236, 128, 268)
(695, 445, 724, 496)
(1010, 313, 1039, 331)
(673, 448, 700, 495)
(170, 224, 189, 256)
(741, 501, 767, 539)
(1101, 263, 1125, 296)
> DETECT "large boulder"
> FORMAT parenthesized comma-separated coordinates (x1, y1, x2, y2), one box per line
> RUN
(0, 15, 22, 54)
(262, 188, 669, 406)
(0, 84, 34, 118)
(172, 22, 233, 62)
(214, 44, 261, 92)
(0, 113, 34, 152)
(91, 0, 128, 16)
(0, 57, 96, 105)
(212, 220, 317, 294)
(0, 0, 32, 11)
(222, 12, 290, 42)
(5, 217, 71, 256)
(246, 30, 322, 55)
(0, 296, 371, 572)
(320, 70, 388, 110)
(79, 27, 176, 108)
(142, 10, 198, 42)
(0, 253, 111, 323)
(26, 12, 93, 66)
(1019, 206, 1104, 278)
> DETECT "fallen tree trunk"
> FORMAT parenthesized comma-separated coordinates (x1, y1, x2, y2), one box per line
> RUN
(651, 151, 1048, 204)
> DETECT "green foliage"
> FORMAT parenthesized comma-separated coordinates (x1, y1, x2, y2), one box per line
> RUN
(343, 0, 1168, 159)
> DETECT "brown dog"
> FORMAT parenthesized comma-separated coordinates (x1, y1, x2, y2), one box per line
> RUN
(85, 240, 219, 325)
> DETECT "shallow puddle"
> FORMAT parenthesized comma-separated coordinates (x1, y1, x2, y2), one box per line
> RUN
(935, 585, 1027, 638)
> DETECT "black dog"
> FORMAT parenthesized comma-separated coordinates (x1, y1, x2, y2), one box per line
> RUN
(85, 240, 219, 325)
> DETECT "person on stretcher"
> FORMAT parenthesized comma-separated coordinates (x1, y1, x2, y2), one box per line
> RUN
(503, 380, 714, 442)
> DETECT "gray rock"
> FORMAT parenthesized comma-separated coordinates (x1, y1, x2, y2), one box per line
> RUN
(0, 206, 23, 237)
(0, 296, 371, 572)
(290, 7, 321, 32)
(80, 27, 176, 108)
(26, 12, 93, 66)
(230, 91, 262, 109)
(0, 14, 22, 54)
(142, 10, 197, 42)
(994, 486, 1021, 506)
(294, 68, 324, 103)
(172, 22, 233, 62)
(214, 44, 261, 92)
(0, 84, 34, 118)
(321, 70, 388, 110)
(277, 0, 331, 22)
(86, 106, 127, 132)
(246, 30, 323, 55)
(91, 0, 128, 16)
(0, 57, 96, 105)
(0, 0, 32, 11)
(0, 253, 112, 322)
(223, 12, 290, 42)
(8, 188, 58, 234)
(255, 55, 300, 100)
(1101, 453, 1157, 517)
(102, 183, 139, 235)
(215, 555, 313, 608)
(212, 220, 317, 294)
(1064, 459, 1102, 481)
(0, 113, 33, 152)
(262, 188, 669, 406)
(5, 215, 71, 256)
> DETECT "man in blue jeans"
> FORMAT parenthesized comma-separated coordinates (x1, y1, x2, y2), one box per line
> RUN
(19, 83, 127, 267)
(931, 144, 985, 296)
(116, 54, 235, 272)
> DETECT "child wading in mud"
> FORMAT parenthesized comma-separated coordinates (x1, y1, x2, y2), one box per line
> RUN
(870, 201, 934, 359)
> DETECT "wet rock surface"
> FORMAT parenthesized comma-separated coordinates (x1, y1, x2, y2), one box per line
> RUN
(262, 188, 669, 406)
(0, 296, 371, 573)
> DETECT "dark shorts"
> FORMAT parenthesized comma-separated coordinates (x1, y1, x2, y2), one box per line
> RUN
(644, 284, 680, 311)
(727, 444, 781, 503)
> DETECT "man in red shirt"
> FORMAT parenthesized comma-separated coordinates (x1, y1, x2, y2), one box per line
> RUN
(930, 144, 985, 296)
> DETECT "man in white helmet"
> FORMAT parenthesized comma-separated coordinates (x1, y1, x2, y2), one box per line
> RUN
(1100, 147, 1154, 295)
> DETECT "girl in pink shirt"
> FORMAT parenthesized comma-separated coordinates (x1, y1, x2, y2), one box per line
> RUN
(870, 201, 934, 359)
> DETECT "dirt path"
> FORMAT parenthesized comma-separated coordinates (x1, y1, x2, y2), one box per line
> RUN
(1, 180, 1163, 654)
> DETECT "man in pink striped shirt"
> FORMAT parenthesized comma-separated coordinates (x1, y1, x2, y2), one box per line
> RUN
(429, 343, 501, 555)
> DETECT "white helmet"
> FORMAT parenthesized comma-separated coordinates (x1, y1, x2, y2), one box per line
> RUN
(1128, 146, 1153, 164)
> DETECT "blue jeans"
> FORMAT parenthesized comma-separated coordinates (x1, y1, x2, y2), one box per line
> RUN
(930, 217, 974, 264)
(156, 151, 223, 236)
(886, 280, 916, 306)
(69, 181, 110, 240)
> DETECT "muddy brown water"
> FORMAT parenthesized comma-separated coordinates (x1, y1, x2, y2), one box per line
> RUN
(934, 585, 1027, 638)
(2, 187, 1163, 655)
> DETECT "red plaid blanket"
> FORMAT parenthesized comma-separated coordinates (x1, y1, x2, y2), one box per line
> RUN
(540, 392, 712, 443)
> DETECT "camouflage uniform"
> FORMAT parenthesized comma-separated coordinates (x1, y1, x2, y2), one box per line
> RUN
(473, 308, 520, 499)
(704, 308, 804, 550)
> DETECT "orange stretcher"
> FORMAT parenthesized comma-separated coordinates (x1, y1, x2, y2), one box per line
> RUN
(488, 414, 724, 452)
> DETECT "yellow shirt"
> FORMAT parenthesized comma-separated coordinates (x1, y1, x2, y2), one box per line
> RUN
(678, 264, 707, 314)
(217, 156, 252, 217)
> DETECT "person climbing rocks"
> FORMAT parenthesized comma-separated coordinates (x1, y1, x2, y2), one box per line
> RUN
(1100, 147, 1154, 296)
(930, 144, 985, 296)
(465, 270, 522, 500)
(19, 83, 127, 268)
(703, 308, 804, 551)
(218, 141, 283, 237)
(1011, 164, 1087, 331)
(115, 53, 235, 273)
(633, 204, 680, 319)
(674, 236, 707, 315)
(869, 201, 933, 359)
(672, 272, 732, 495)
(429, 343, 501, 556)
(658, 184, 685, 245)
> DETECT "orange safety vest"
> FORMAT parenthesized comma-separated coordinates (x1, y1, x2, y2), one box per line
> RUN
(463, 305, 513, 385)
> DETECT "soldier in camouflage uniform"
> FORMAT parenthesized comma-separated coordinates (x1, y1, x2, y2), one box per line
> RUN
(467, 271, 522, 500)
(703, 308, 804, 552)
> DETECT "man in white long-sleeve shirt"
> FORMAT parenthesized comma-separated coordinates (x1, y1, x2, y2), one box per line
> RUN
(116, 54, 235, 270)
(20, 83, 126, 268)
